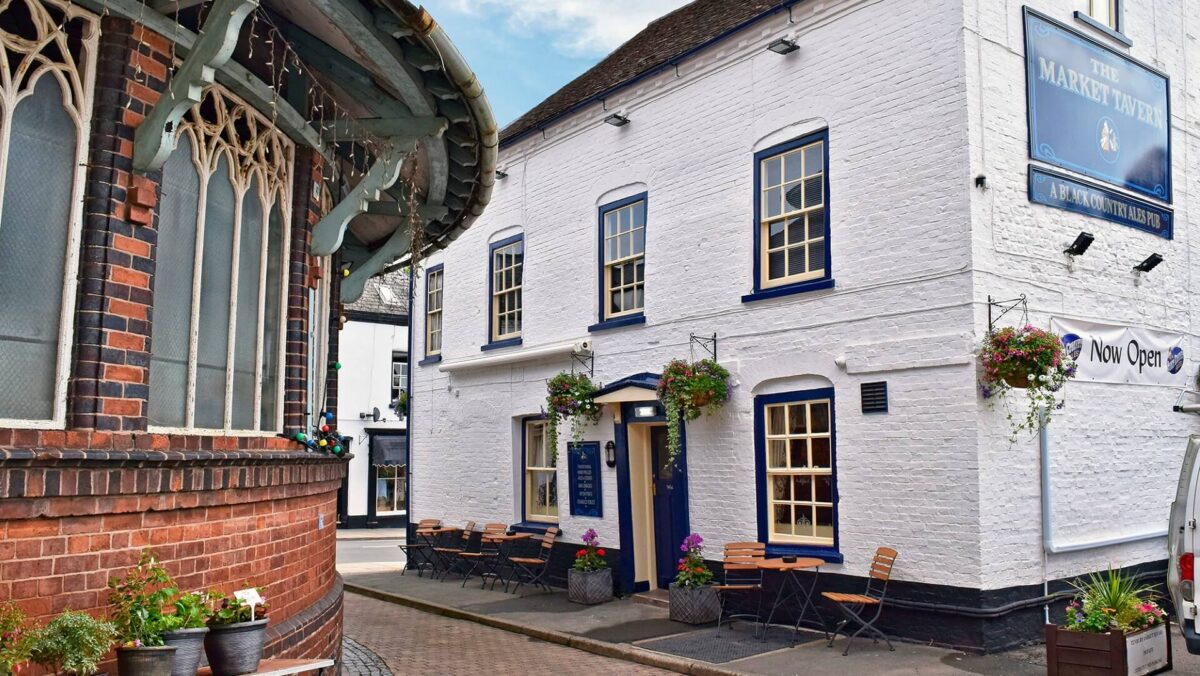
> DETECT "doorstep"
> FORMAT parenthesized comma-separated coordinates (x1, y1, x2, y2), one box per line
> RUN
(633, 589, 670, 609)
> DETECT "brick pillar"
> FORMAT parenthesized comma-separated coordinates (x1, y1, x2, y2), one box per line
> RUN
(72, 19, 171, 431)
(285, 149, 323, 433)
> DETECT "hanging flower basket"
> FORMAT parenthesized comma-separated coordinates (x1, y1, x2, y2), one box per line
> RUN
(546, 372, 602, 463)
(979, 324, 1076, 440)
(656, 359, 730, 470)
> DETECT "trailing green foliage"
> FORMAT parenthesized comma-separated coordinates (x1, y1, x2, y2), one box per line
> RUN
(27, 611, 116, 676)
(545, 372, 601, 463)
(657, 359, 730, 469)
(0, 603, 32, 676)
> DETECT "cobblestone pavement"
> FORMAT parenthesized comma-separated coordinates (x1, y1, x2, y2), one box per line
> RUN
(342, 636, 393, 676)
(343, 592, 675, 675)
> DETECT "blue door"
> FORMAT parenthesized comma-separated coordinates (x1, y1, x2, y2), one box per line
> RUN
(650, 426, 688, 589)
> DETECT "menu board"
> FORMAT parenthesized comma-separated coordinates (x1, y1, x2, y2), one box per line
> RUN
(568, 442, 602, 518)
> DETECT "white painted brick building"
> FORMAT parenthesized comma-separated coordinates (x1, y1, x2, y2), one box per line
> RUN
(407, 0, 1198, 649)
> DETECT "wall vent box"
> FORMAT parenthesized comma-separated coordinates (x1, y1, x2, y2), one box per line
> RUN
(861, 382, 888, 414)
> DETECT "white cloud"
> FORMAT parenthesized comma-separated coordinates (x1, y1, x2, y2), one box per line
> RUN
(440, 0, 690, 57)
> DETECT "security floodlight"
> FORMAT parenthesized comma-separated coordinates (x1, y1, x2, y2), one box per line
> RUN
(767, 38, 799, 55)
(603, 112, 629, 127)
(1133, 253, 1163, 273)
(1064, 232, 1094, 257)
(495, 169, 508, 179)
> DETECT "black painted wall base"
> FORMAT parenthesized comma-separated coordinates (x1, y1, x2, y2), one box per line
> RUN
(340, 514, 407, 529)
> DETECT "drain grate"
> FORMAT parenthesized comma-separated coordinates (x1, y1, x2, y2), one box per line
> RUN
(636, 624, 822, 663)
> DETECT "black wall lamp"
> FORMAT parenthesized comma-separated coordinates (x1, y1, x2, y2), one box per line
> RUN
(604, 112, 630, 127)
(1133, 253, 1163, 273)
(1064, 232, 1094, 257)
(495, 168, 508, 179)
(604, 441, 616, 468)
(767, 38, 799, 54)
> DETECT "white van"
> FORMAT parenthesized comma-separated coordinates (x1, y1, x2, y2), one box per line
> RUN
(1168, 435, 1200, 653)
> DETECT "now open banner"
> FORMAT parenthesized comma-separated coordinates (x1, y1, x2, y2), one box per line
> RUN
(1051, 317, 1187, 386)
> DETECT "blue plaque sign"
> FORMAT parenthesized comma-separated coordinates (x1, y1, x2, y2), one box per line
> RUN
(1024, 8, 1171, 202)
(1029, 166, 1172, 239)
(568, 442, 603, 518)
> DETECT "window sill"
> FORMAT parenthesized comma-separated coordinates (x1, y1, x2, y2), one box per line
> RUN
(1072, 11, 1132, 47)
(481, 338, 523, 352)
(588, 314, 646, 333)
(764, 543, 843, 564)
(512, 521, 559, 534)
(418, 355, 442, 366)
(741, 278, 835, 303)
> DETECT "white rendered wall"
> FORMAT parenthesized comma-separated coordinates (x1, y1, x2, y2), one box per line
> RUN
(965, 0, 1200, 590)
(339, 320, 408, 519)
(411, 0, 983, 588)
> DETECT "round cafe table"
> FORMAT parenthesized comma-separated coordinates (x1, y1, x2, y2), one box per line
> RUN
(757, 557, 828, 642)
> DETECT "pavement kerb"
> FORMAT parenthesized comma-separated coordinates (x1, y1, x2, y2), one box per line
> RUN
(344, 583, 744, 676)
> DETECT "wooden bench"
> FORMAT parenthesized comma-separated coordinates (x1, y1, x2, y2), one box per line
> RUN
(196, 658, 336, 676)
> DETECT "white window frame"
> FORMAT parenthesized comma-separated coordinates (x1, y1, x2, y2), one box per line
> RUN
(489, 238, 523, 343)
(600, 197, 646, 320)
(425, 266, 443, 356)
(758, 138, 826, 289)
(148, 84, 294, 436)
(375, 464, 406, 515)
(1089, 0, 1119, 30)
(0, 1, 99, 429)
(524, 419, 558, 523)
(390, 353, 407, 402)
(763, 398, 835, 546)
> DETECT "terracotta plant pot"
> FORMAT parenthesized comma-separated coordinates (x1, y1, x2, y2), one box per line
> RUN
(116, 645, 176, 676)
(1045, 621, 1171, 675)
(162, 627, 208, 676)
(204, 619, 268, 676)
(568, 568, 612, 605)
(690, 391, 715, 408)
(669, 583, 721, 625)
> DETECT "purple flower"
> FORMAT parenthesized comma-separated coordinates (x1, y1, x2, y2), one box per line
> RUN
(581, 528, 599, 547)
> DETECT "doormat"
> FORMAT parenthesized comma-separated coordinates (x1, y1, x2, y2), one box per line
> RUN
(635, 624, 822, 663)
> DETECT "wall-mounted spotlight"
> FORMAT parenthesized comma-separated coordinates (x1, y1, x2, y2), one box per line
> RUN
(767, 38, 799, 54)
(495, 169, 508, 179)
(1064, 232, 1094, 257)
(1133, 253, 1163, 273)
(604, 112, 630, 127)
(604, 440, 616, 468)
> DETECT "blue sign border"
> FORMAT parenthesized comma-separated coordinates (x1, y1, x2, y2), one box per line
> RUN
(1029, 165, 1173, 239)
(1023, 7, 1171, 203)
(568, 441, 603, 518)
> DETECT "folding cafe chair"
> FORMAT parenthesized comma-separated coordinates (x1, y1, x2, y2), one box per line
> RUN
(714, 542, 766, 637)
(432, 520, 475, 581)
(459, 523, 507, 589)
(506, 527, 560, 593)
(822, 546, 898, 655)
(399, 519, 441, 576)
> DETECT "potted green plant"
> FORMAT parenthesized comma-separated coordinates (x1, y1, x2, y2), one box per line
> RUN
(668, 533, 720, 624)
(979, 324, 1076, 440)
(1045, 567, 1170, 675)
(0, 603, 33, 676)
(204, 588, 269, 676)
(657, 359, 730, 469)
(567, 529, 612, 605)
(162, 592, 217, 676)
(546, 372, 602, 463)
(107, 550, 179, 676)
(27, 611, 116, 676)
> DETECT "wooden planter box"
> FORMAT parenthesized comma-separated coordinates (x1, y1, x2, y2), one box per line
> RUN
(1045, 621, 1172, 676)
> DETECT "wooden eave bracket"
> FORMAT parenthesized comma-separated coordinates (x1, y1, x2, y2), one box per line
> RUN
(340, 224, 413, 303)
(311, 141, 408, 256)
(132, 0, 258, 173)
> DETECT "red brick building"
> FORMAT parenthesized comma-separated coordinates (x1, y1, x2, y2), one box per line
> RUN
(0, 0, 494, 668)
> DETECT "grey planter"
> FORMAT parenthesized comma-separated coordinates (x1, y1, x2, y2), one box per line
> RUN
(669, 583, 721, 624)
(568, 568, 613, 605)
(162, 627, 208, 676)
(204, 619, 268, 676)
(116, 645, 176, 676)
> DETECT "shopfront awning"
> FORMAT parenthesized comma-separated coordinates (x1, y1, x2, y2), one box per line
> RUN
(592, 372, 660, 404)
(371, 435, 408, 466)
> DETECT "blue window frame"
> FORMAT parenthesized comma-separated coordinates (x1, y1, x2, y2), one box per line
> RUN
(743, 130, 833, 304)
(753, 387, 842, 562)
(520, 416, 557, 526)
(418, 264, 443, 365)
(590, 193, 647, 333)
(483, 234, 523, 351)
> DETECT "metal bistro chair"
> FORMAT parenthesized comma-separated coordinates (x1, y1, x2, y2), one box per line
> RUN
(822, 547, 898, 656)
(399, 519, 442, 577)
(459, 523, 507, 589)
(433, 521, 475, 581)
(714, 542, 766, 637)
(506, 527, 560, 593)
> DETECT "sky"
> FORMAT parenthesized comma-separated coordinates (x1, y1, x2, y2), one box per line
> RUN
(423, 1, 691, 128)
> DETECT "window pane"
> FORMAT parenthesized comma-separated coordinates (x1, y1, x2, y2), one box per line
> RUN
(231, 177, 264, 430)
(794, 506, 814, 537)
(619, 206, 631, 230)
(764, 187, 781, 218)
(793, 475, 812, 503)
(768, 440, 787, 468)
(610, 291, 622, 314)
(768, 221, 785, 249)
(786, 217, 805, 246)
(149, 135, 199, 427)
(815, 475, 833, 503)
(804, 177, 823, 208)
(632, 225, 645, 254)
(811, 402, 830, 433)
(0, 76, 75, 421)
(547, 473, 558, 516)
(788, 404, 807, 434)
(635, 260, 645, 283)
(804, 143, 823, 176)
(790, 439, 808, 468)
(773, 504, 791, 536)
(815, 506, 834, 540)
(785, 181, 804, 212)
(376, 476, 396, 513)
(811, 437, 832, 468)
(605, 212, 617, 236)
(633, 202, 645, 227)
(807, 210, 825, 239)
(787, 245, 808, 277)
(764, 156, 781, 186)
(194, 155, 236, 428)
(633, 286, 644, 310)
(808, 242, 826, 274)
(772, 475, 790, 501)
(767, 405, 785, 434)
(768, 250, 785, 279)
(784, 150, 803, 182)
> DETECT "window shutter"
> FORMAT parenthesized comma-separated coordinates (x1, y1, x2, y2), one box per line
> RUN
(861, 382, 888, 414)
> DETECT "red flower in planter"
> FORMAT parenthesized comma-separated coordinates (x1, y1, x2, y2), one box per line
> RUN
(597, 548, 606, 557)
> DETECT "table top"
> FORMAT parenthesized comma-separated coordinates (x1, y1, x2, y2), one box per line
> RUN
(482, 532, 533, 541)
(758, 557, 824, 571)
(417, 526, 463, 535)
(197, 659, 335, 676)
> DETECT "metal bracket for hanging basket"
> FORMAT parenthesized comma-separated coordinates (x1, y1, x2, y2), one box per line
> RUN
(571, 351, 595, 379)
(689, 333, 717, 361)
(987, 295, 1028, 333)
